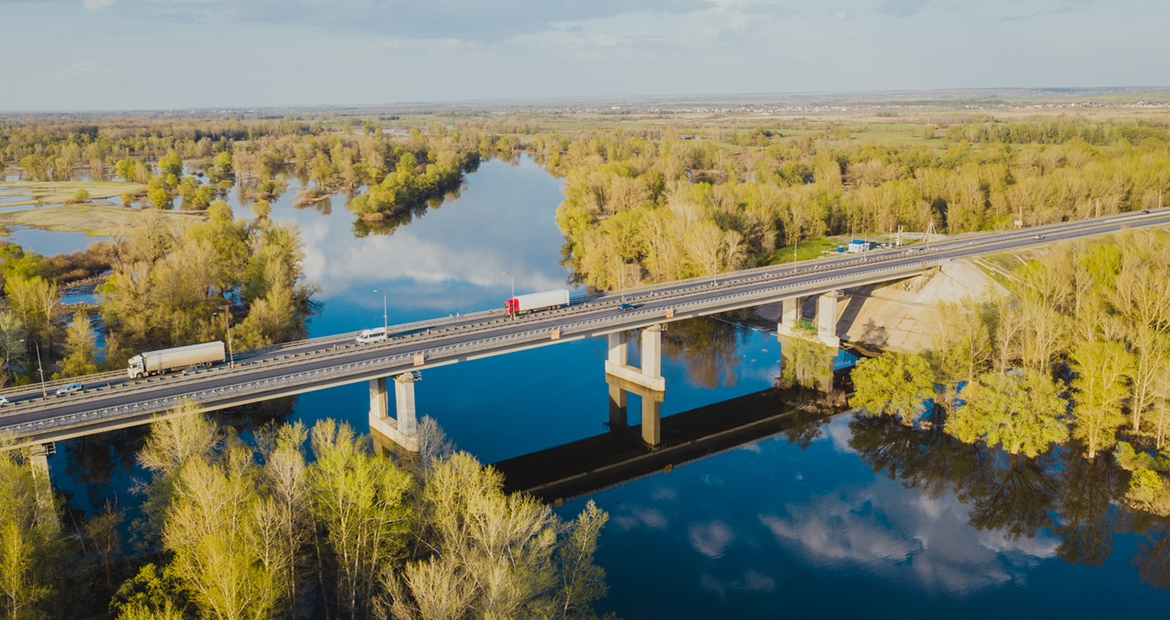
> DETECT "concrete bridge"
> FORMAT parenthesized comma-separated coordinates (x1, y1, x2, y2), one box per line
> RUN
(1, 208, 1167, 467)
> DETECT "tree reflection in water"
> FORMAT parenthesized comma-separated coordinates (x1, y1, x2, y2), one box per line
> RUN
(661, 314, 750, 390)
(847, 411, 1170, 588)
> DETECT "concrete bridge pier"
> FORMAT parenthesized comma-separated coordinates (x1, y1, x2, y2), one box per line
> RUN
(604, 374, 666, 447)
(369, 373, 420, 453)
(27, 443, 55, 529)
(604, 326, 667, 392)
(776, 296, 804, 337)
(607, 382, 628, 429)
(816, 292, 842, 348)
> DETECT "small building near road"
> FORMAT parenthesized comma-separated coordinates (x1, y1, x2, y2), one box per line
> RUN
(847, 239, 872, 253)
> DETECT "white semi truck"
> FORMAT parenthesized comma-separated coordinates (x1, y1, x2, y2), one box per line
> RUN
(504, 289, 571, 316)
(128, 341, 226, 379)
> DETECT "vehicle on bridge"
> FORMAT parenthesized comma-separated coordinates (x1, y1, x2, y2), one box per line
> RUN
(356, 328, 388, 344)
(505, 289, 570, 316)
(56, 382, 83, 396)
(128, 341, 226, 379)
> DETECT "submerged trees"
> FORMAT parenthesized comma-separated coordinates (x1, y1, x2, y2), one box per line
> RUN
(849, 353, 933, 424)
(947, 369, 1069, 457)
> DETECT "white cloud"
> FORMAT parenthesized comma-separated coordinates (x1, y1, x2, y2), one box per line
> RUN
(82, 0, 116, 10)
(689, 520, 737, 558)
(758, 480, 1059, 594)
(51, 60, 106, 78)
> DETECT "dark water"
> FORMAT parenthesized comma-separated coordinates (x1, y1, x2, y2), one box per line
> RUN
(29, 156, 1170, 616)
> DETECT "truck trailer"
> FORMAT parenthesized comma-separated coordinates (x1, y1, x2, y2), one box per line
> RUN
(505, 289, 570, 316)
(128, 341, 226, 379)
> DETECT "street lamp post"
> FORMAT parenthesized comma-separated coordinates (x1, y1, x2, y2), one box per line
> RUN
(22, 339, 46, 398)
(372, 289, 388, 333)
(502, 272, 515, 299)
(214, 311, 236, 368)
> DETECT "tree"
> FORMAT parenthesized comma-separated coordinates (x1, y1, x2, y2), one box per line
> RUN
(1070, 340, 1135, 458)
(0, 312, 26, 385)
(948, 368, 1069, 457)
(307, 420, 412, 619)
(392, 452, 607, 620)
(849, 353, 934, 423)
(0, 447, 60, 620)
(56, 310, 98, 378)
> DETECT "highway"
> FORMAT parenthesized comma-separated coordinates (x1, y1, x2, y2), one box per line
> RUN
(1, 208, 1168, 448)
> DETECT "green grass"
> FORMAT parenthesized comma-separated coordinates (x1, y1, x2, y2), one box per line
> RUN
(759, 237, 845, 265)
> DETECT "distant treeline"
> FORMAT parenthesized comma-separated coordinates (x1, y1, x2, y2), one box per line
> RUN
(945, 120, 1170, 146)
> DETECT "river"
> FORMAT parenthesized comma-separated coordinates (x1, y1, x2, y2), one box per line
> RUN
(22, 155, 1170, 617)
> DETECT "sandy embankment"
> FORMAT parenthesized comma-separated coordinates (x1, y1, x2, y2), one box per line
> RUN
(756, 259, 1006, 353)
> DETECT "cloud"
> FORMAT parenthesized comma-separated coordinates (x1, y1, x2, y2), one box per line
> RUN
(613, 506, 671, 531)
(758, 480, 1059, 594)
(700, 569, 776, 597)
(51, 60, 106, 78)
(107, 0, 713, 42)
(824, 415, 857, 454)
(689, 520, 736, 558)
(83, 0, 116, 9)
(877, 0, 930, 18)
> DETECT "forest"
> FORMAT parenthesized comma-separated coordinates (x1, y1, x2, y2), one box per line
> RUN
(539, 125, 1170, 289)
(849, 229, 1170, 519)
(0, 407, 609, 619)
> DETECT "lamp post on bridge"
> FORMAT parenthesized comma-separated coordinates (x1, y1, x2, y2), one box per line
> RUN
(213, 310, 236, 368)
(372, 289, 388, 334)
(502, 272, 515, 300)
(20, 338, 46, 399)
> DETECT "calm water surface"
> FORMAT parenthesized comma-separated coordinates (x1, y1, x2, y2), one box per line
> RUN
(26, 156, 1170, 617)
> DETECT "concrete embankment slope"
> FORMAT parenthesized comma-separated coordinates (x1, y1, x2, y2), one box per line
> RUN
(758, 258, 1007, 353)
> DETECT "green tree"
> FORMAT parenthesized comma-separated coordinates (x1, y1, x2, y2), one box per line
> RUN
(1071, 340, 1135, 458)
(308, 420, 412, 619)
(849, 353, 934, 423)
(0, 311, 26, 385)
(948, 368, 1069, 457)
(56, 310, 98, 378)
(0, 447, 60, 620)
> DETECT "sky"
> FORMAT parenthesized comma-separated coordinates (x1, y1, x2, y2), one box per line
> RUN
(1, 0, 1168, 111)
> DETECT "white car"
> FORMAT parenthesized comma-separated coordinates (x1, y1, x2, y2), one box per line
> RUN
(356, 328, 388, 344)
(56, 382, 83, 396)
(0, 395, 9, 405)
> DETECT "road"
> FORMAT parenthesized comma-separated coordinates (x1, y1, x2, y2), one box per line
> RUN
(1, 209, 1167, 447)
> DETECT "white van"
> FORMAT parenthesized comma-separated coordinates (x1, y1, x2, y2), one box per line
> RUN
(356, 327, 388, 344)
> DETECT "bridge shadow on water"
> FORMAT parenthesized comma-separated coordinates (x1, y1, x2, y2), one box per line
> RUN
(493, 376, 850, 504)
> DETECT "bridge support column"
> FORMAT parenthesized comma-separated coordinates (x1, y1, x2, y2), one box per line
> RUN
(816, 292, 841, 348)
(776, 296, 804, 337)
(605, 374, 665, 447)
(604, 325, 666, 392)
(641, 396, 661, 447)
(607, 331, 628, 366)
(27, 444, 55, 529)
(368, 373, 420, 453)
(607, 382, 627, 429)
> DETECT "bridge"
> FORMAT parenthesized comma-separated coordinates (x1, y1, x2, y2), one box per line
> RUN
(1, 208, 1167, 469)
